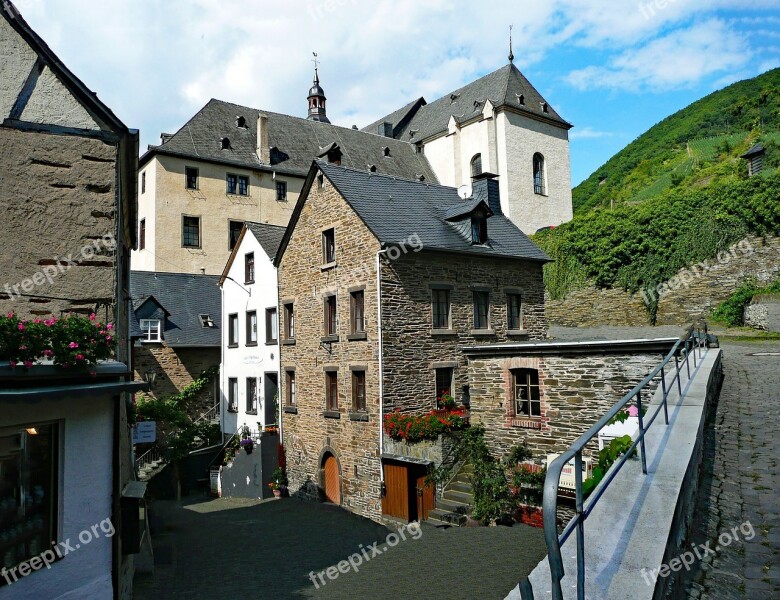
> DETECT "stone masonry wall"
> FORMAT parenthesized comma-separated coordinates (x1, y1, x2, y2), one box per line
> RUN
(278, 176, 383, 522)
(382, 252, 547, 414)
(546, 235, 780, 327)
(133, 344, 220, 416)
(468, 352, 665, 462)
(0, 128, 118, 321)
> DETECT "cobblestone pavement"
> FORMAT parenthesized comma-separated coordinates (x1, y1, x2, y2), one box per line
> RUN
(134, 496, 547, 600)
(682, 339, 780, 599)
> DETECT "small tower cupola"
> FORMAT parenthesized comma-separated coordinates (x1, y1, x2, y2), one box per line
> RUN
(307, 52, 330, 124)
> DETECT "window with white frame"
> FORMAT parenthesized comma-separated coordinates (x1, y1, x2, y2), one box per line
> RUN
(140, 319, 161, 342)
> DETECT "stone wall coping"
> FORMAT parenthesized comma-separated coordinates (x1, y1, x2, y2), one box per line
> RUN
(462, 337, 679, 357)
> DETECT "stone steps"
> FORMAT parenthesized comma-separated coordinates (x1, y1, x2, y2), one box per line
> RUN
(426, 462, 475, 527)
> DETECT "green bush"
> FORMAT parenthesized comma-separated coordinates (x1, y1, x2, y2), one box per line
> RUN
(711, 276, 780, 326)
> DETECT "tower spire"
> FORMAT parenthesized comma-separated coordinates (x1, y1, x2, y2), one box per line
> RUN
(508, 25, 514, 63)
(307, 52, 330, 123)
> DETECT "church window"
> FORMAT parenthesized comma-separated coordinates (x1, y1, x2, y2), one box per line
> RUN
(471, 154, 482, 177)
(533, 153, 546, 196)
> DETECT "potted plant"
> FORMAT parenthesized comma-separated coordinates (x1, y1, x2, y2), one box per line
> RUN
(268, 466, 287, 498)
(438, 392, 456, 411)
(240, 438, 254, 455)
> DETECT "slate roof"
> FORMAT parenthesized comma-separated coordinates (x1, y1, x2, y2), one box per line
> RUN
(362, 63, 571, 142)
(140, 99, 437, 182)
(129, 271, 221, 347)
(740, 144, 765, 159)
(246, 222, 286, 261)
(362, 97, 427, 138)
(302, 161, 549, 262)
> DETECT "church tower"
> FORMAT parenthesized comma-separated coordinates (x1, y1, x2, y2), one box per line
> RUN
(307, 53, 330, 123)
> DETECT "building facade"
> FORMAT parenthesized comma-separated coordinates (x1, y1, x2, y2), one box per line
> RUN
(219, 222, 286, 437)
(0, 3, 145, 598)
(275, 161, 549, 522)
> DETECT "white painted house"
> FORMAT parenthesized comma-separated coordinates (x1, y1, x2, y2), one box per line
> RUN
(219, 222, 286, 438)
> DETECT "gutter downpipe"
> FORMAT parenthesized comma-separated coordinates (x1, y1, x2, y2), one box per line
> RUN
(219, 283, 226, 441)
(377, 246, 389, 484)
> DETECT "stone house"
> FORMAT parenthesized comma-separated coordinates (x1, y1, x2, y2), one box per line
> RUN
(129, 271, 222, 420)
(218, 222, 286, 438)
(0, 3, 145, 598)
(275, 160, 549, 523)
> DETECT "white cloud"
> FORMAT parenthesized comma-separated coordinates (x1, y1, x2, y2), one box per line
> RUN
(566, 19, 752, 92)
(570, 127, 614, 140)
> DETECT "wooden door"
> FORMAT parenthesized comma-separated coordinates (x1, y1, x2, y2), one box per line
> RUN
(323, 454, 341, 504)
(415, 474, 434, 521)
(382, 463, 409, 520)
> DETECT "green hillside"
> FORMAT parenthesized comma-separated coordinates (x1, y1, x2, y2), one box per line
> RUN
(534, 69, 780, 322)
(572, 68, 780, 214)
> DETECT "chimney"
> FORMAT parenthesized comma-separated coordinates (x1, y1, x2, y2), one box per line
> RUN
(379, 122, 393, 138)
(257, 114, 270, 163)
(471, 172, 501, 215)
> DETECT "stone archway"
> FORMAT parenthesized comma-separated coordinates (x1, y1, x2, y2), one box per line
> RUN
(319, 449, 341, 505)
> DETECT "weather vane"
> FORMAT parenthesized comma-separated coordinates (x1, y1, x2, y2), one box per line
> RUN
(509, 25, 514, 63)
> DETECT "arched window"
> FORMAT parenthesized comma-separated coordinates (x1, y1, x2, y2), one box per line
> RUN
(533, 153, 546, 195)
(471, 154, 482, 178)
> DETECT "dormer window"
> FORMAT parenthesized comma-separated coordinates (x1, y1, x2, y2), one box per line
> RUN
(199, 314, 216, 328)
(140, 319, 161, 343)
(235, 116, 247, 128)
(471, 211, 488, 245)
(383, 147, 391, 158)
(541, 102, 549, 113)
(221, 138, 232, 150)
(368, 165, 377, 172)
(517, 94, 525, 105)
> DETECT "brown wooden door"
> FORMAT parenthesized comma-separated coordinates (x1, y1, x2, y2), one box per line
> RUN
(382, 463, 409, 520)
(416, 474, 434, 521)
(323, 454, 341, 504)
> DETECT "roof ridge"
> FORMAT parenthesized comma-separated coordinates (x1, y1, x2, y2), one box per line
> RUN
(316, 159, 453, 190)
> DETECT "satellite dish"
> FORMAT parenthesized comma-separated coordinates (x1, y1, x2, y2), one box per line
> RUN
(457, 184, 470, 199)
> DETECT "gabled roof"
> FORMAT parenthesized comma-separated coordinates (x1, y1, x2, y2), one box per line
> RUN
(740, 144, 765, 159)
(362, 97, 427, 139)
(129, 272, 221, 347)
(364, 63, 571, 143)
(140, 98, 437, 183)
(275, 161, 549, 265)
(219, 222, 286, 286)
(443, 198, 493, 221)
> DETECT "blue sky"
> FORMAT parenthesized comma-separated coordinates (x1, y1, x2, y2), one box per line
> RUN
(16, 0, 780, 185)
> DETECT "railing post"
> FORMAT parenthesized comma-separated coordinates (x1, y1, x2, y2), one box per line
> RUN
(675, 353, 683, 396)
(636, 390, 648, 475)
(660, 365, 669, 425)
(685, 341, 691, 379)
(575, 451, 585, 600)
(518, 577, 535, 600)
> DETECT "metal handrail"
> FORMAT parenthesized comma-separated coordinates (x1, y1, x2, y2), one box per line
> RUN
(192, 402, 220, 426)
(523, 323, 709, 600)
(135, 445, 162, 471)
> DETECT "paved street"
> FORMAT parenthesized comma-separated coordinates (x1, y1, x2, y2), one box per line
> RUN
(134, 496, 547, 600)
(683, 339, 780, 599)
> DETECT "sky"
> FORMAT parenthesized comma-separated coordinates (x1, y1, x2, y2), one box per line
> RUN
(14, 0, 780, 185)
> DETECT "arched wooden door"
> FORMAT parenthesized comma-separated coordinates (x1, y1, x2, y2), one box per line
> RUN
(323, 454, 341, 504)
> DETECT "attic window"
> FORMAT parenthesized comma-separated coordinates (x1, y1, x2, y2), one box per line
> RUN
(383, 147, 391, 158)
(517, 94, 525, 105)
(368, 165, 377, 172)
(199, 314, 216, 328)
(449, 93, 460, 104)
(221, 138, 232, 150)
(541, 102, 548, 113)
(471, 211, 488, 245)
(418, 175, 426, 182)
(235, 116, 247, 128)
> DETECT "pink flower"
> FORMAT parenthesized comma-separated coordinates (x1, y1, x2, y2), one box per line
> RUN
(107, 323, 113, 330)
(44, 319, 55, 327)
(628, 405, 639, 417)
(105, 335, 112, 341)
(89, 313, 96, 321)
(33, 318, 41, 324)
(69, 342, 78, 349)
(19, 345, 27, 351)
(17, 323, 24, 331)
(43, 349, 53, 357)
(75, 354, 85, 361)
(23, 361, 32, 369)
(6, 312, 13, 318)
(9, 361, 16, 368)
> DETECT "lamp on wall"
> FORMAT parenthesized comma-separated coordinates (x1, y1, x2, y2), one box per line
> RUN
(143, 369, 157, 388)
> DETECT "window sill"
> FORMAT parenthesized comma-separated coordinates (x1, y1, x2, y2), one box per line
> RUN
(227, 408, 238, 414)
(246, 410, 258, 415)
(470, 329, 495, 336)
(349, 411, 369, 422)
(282, 339, 296, 346)
(323, 410, 340, 419)
(246, 342, 258, 347)
(283, 406, 298, 414)
(265, 340, 278, 346)
(347, 332, 367, 341)
(431, 329, 457, 337)
(228, 344, 238, 349)
(140, 340, 163, 344)
(244, 280, 255, 285)
(321, 262, 337, 271)
(510, 417, 542, 429)
(183, 246, 202, 250)
(507, 329, 528, 337)
(321, 335, 339, 343)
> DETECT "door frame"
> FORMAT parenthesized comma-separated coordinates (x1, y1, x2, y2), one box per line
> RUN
(317, 447, 342, 505)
